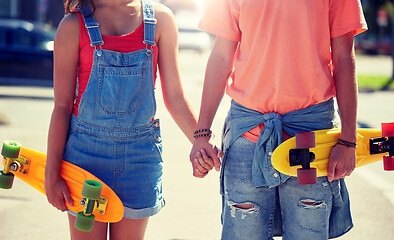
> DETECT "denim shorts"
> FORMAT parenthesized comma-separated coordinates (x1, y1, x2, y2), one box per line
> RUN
(63, 117, 165, 219)
(221, 136, 342, 240)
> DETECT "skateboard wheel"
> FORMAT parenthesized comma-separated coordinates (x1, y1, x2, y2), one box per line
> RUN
(82, 180, 103, 200)
(382, 122, 394, 137)
(0, 170, 14, 189)
(383, 156, 394, 171)
(1, 140, 21, 159)
(297, 168, 317, 185)
(296, 132, 316, 149)
(75, 212, 95, 232)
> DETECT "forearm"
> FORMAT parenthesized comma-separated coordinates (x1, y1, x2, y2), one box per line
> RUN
(164, 92, 197, 143)
(46, 106, 73, 178)
(195, 54, 229, 129)
(332, 32, 358, 142)
(46, 13, 79, 179)
(189, 38, 238, 175)
(334, 54, 358, 141)
(328, 32, 358, 181)
(196, 39, 238, 130)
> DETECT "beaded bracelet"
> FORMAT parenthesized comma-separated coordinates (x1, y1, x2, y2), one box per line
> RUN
(193, 133, 212, 138)
(193, 129, 212, 135)
(337, 138, 358, 148)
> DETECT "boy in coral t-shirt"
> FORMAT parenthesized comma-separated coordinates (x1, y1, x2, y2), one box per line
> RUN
(190, 0, 367, 239)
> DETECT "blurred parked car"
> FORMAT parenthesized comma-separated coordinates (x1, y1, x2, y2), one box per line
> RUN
(0, 18, 55, 83)
(175, 10, 212, 53)
(355, 34, 392, 55)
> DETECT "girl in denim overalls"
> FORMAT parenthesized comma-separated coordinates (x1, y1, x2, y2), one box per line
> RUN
(44, 0, 218, 239)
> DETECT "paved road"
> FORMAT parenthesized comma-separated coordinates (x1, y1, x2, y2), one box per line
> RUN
(0, 53, 393, 239)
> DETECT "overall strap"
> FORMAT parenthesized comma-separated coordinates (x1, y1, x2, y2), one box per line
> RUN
(79, 2, 104, 48)
(142, 0, 157, 47)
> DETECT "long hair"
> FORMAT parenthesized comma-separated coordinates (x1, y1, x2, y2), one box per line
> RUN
(64, 0, 96, 14)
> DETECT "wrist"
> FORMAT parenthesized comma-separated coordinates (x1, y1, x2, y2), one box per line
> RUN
(45, 163, 61, 180)
(193, 128, 213, 139)
(45, 173, 61, 184)
(336, 138, 357, 149)
(339, 126, 357, 142)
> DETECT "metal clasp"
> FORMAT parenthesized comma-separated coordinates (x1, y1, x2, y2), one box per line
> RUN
(95, 45, 103, 57)
(145, 45, 153, 56)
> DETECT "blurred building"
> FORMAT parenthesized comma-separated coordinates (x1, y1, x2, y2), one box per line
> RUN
(0, 0, 63, 27)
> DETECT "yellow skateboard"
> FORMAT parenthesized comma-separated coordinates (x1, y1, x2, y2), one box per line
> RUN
(0, 140, 124, 232)
(272, 123, 394, 184)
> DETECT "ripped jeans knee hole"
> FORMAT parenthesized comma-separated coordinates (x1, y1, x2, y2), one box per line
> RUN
(227, 201, 259, 219)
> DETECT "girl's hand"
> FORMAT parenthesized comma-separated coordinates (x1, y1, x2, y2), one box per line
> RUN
(44, 174, 74, 211)
(327, 144, 356, 182)
(190, 137, 224, 178)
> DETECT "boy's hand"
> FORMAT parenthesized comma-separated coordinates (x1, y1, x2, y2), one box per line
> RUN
(327, 144, 356, 182)
(190, 137, 223, 178)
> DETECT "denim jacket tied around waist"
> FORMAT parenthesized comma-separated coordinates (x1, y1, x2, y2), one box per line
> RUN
(222, 98, 336, 188)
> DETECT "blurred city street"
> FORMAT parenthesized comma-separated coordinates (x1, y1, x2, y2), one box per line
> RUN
(0, 51, 393, 240)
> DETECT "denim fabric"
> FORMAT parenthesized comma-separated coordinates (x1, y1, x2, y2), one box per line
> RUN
(64, 0, 165, 219)
(222, 99, 336, 188)
(220, 101, 353, 239)
(142, 0, 157, 46)
(222, 136, 334, 240)
(79, 3, 104, 47)
(65, 117, 164, 219)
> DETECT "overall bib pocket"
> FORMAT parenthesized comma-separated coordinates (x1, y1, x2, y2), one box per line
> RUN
(98, 66, 145, 115)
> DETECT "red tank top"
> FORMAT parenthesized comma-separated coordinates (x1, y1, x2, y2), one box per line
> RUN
(74, 11, 159, 116)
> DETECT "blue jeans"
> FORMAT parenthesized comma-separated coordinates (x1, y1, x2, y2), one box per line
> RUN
(222, 136, 339, 240)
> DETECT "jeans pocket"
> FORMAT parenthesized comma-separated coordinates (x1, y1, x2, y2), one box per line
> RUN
(329, 179, 344, 207)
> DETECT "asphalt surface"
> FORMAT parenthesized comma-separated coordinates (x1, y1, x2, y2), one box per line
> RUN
(0, 53, 393, 240)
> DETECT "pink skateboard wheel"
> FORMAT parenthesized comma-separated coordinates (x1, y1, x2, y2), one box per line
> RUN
(382, 122, 394, 137)
(383, 156, 394, 171)
(297, 168, 317, 185)
(296, 132, 316, 149)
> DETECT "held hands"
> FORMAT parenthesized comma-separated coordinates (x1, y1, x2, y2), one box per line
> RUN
(190, 136, 224, 178)
(44, 174, 74, 212)
(327, 143, 356, 182)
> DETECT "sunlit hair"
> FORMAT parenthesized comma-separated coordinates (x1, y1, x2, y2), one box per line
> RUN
(64, 0, 96, 14)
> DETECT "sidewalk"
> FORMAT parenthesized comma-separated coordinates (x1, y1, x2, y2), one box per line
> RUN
(355, 55, 392, 76)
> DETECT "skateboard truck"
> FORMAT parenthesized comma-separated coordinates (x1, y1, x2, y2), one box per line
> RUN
(74, 180, 104, 232)
(289, 149, 316, 169)
(370, 137, 394, 155)
(5, 157, 30, 175)
(289, 132, 318, 184)
(289, 148, 317, 184)
(80, 196, 108, 215)
(370, 136, 394, 170)
(1, 140, 27, 189)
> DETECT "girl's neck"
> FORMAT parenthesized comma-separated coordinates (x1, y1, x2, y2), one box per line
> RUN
(93, 0, 139, 7)
(90, 0, 143, 37)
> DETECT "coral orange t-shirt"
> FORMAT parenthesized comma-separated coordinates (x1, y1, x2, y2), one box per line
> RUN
(199, 0, 367, 142)
(73, 11, 159, 116)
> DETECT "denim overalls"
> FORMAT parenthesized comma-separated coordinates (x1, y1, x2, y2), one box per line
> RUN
(63, 0, 165, 219)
